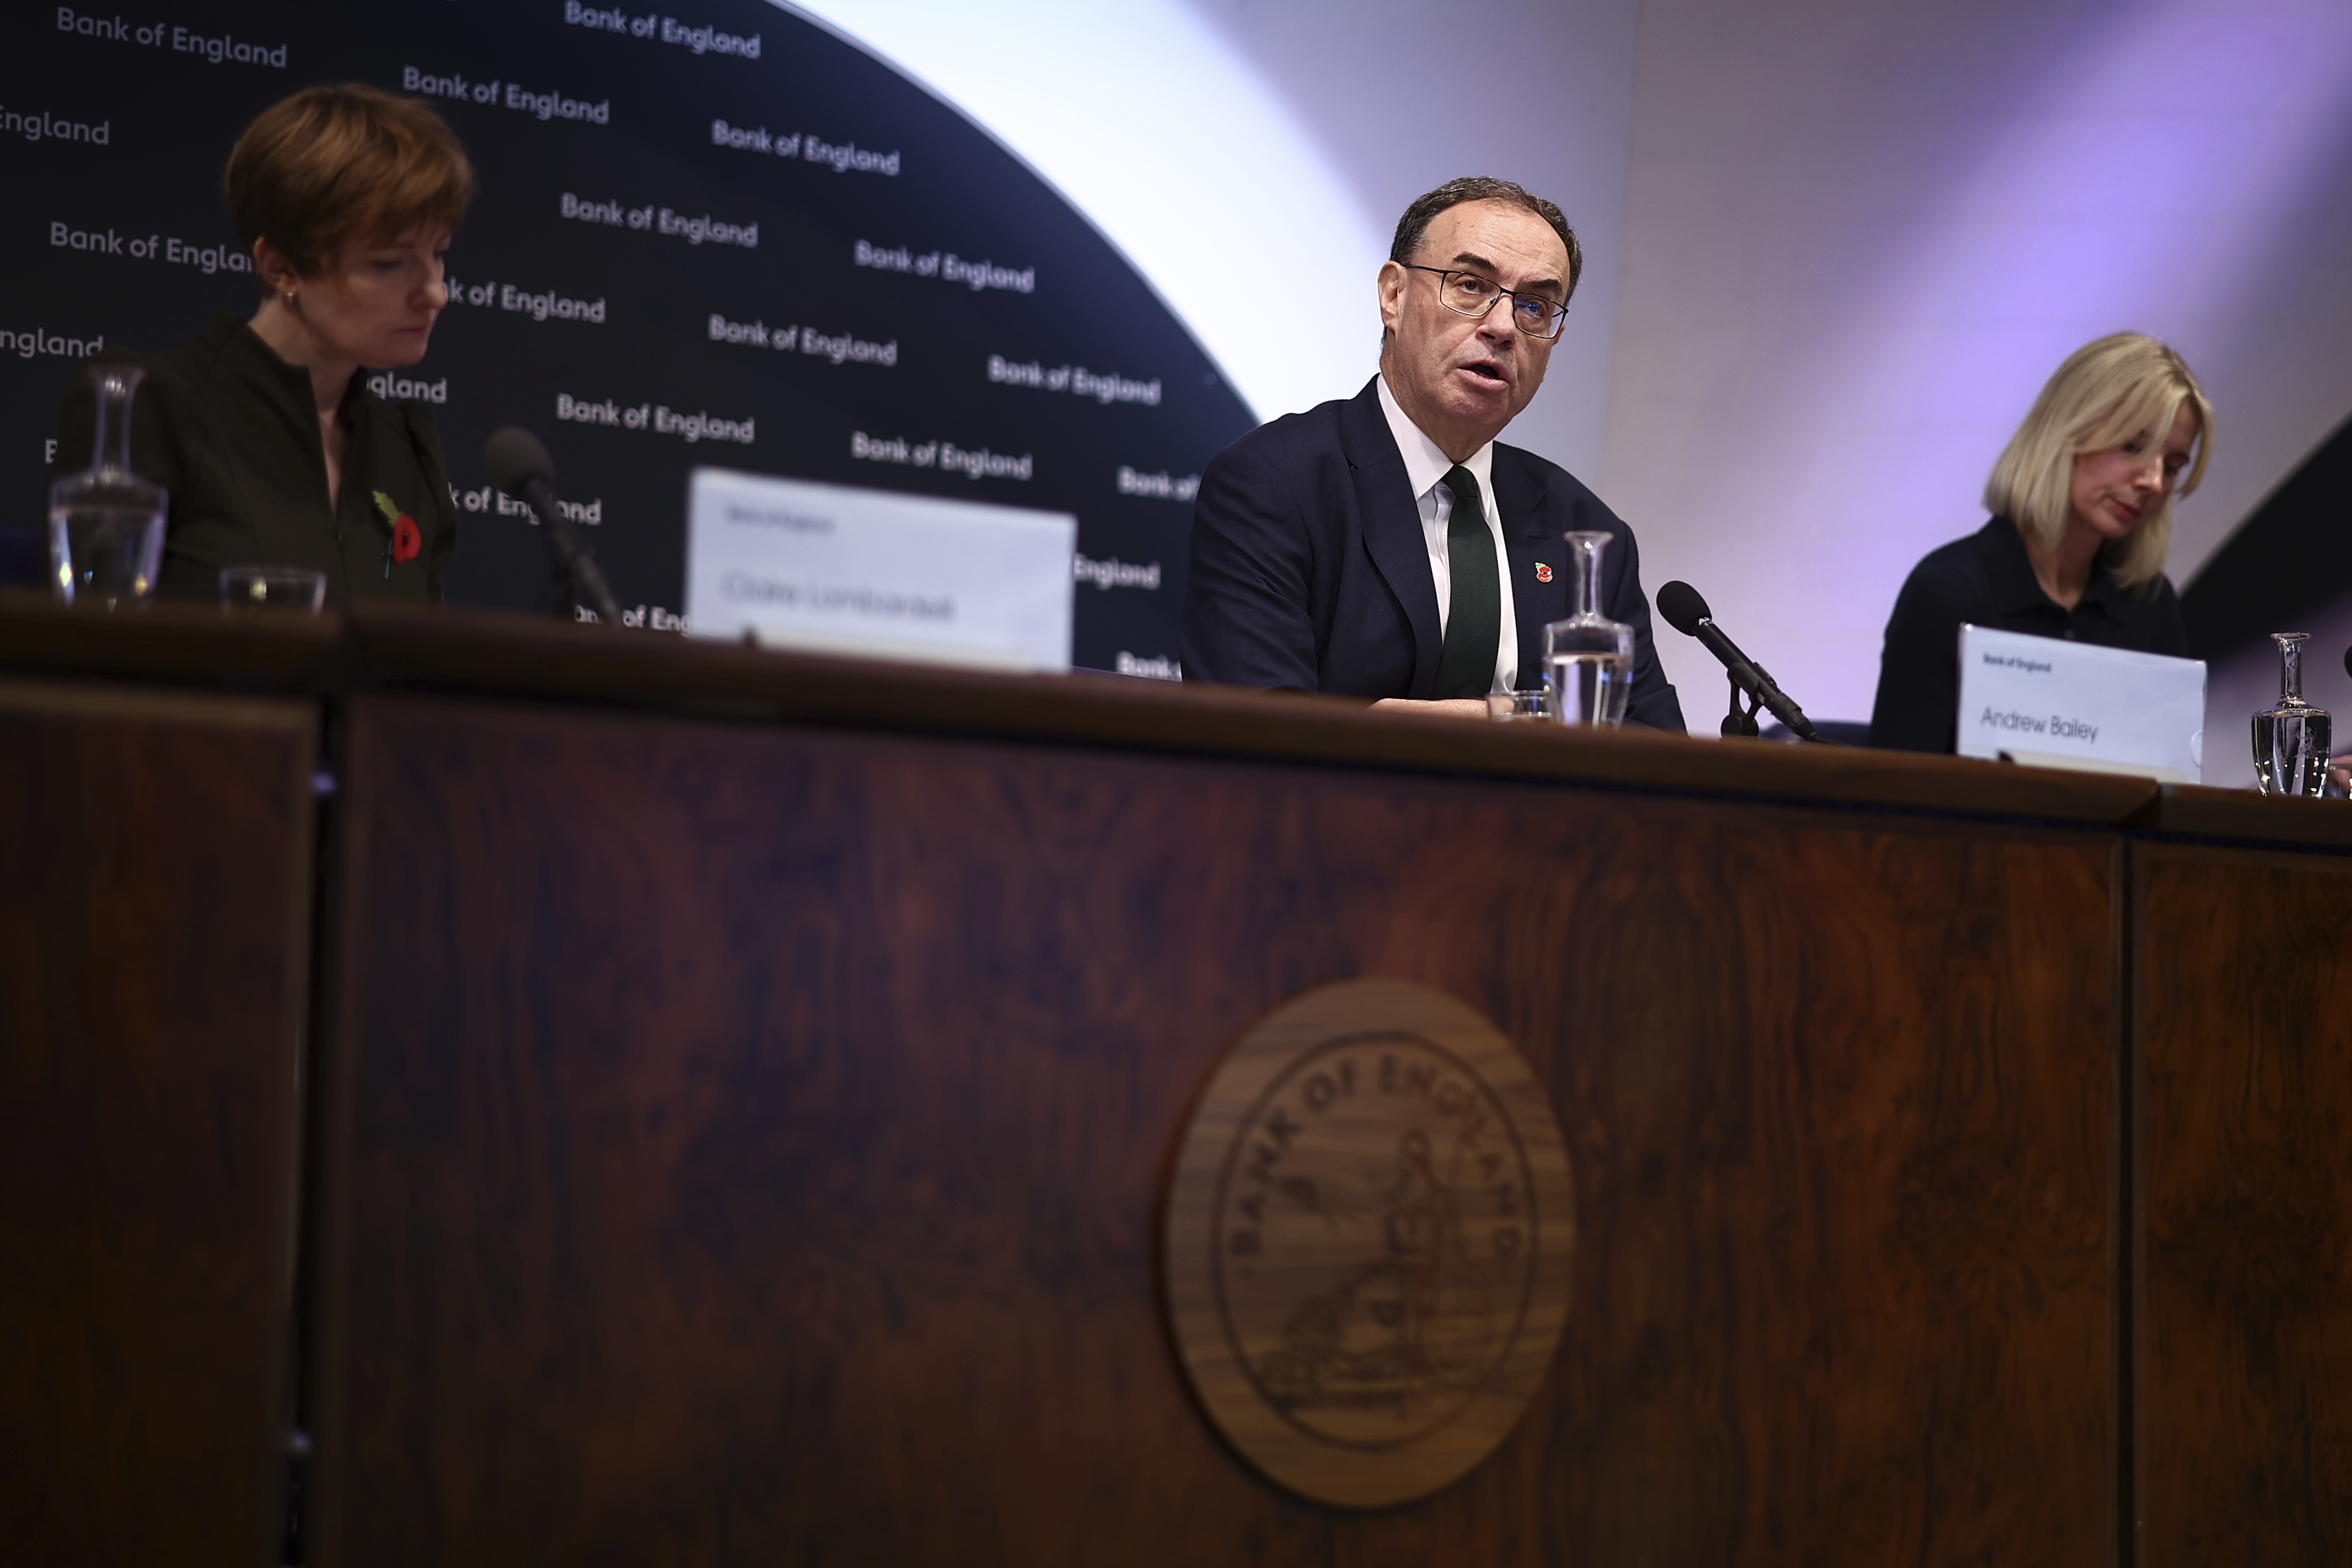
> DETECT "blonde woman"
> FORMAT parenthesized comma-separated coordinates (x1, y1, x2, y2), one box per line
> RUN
(1868, 332, 2213, 751)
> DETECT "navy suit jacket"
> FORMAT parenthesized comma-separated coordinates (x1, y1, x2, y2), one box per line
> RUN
(1180, 378, 1686, 731)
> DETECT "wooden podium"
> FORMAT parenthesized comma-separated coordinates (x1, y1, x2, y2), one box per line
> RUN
(4, 597, 2349, 1565)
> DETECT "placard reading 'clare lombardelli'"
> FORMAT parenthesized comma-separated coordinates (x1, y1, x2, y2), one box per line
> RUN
(684, 467, 1075, 671)
(1955, 623, 2206, 780)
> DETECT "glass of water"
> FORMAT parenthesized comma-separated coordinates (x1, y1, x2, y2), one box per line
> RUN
(1542, 531, 1632, 727)
(220, 566, 327, 613)
(1487, 687, 1553, 721)
(49, 367, 166, 607)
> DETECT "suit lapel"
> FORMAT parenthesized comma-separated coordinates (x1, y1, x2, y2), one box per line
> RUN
(1492, 448, 1565, 684)
(1338, 379, 1444, 699)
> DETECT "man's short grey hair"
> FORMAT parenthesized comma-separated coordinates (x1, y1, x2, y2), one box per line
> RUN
(1389, 177, 1583, 301)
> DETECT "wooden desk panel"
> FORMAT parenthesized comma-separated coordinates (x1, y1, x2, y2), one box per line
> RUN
(0, 679, 315, 1566)
(2131, 786, 2352, 851)
(2136, 845, 2352, 1565)
(313, 692, 2117, 1567)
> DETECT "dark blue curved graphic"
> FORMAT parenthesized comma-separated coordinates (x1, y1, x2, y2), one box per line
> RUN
(5, 0, 1256, 674)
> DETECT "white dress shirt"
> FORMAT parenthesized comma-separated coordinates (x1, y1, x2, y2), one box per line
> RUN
(1375, 373, 1517, 693)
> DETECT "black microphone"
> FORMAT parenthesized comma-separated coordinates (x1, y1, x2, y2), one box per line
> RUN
(2343, 644, 2351, 682)
(1655, 580, 1824, 742)
(483, 426, 624, 627)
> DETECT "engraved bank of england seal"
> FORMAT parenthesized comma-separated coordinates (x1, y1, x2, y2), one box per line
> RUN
(1160, 978, 1575, 1507)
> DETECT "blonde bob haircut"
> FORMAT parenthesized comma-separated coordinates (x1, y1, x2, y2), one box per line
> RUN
(1983, 332, 2214, 591)
(224, 84, 473, 295)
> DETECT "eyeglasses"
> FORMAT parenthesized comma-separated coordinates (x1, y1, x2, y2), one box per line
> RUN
(1404, 265, 1569, 341)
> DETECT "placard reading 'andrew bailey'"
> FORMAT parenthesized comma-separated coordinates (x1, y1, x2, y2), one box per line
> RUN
(6, 0, 1252, 674)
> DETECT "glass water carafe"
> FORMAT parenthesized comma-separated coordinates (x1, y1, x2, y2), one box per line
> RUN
(49, 367, 166, 607)
(1542, 531, 1633, 727)
(2252, 631, 2330, 797)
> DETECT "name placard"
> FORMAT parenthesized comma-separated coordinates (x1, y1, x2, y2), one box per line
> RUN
(685, 467, 1076, 670)
(1955, 624, 2205, 780)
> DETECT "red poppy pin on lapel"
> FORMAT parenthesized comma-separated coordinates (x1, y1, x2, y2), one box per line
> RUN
(1535, 562, 1553, 582)
(373, 490, 423, 577)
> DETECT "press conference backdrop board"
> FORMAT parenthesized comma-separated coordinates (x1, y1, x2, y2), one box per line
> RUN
(1956, 624, 2206, 781)
(685, 465, 1074, 669)
(5, 0, 1251, 676)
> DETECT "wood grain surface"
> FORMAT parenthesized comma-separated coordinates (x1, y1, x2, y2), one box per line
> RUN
(0, 587, 343, 693)
(2136, 844, 2352, 1565)
(312, 691, 2119, 1567)
(2130, 785, 2352, 850)
(0, 678, 315, 1566)
(329, 598, 2157, 828)
(0, 590, 2160, 825)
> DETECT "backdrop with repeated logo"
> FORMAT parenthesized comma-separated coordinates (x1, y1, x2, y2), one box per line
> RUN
(4, 0, 1253, 674)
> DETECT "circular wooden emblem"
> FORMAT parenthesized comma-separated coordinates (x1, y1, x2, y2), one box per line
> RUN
(1161, 979, 1575, 1508)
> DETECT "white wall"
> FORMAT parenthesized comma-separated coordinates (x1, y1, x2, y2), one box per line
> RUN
(786, 0, 1643, 478)
(1603, 0, 2352, 728)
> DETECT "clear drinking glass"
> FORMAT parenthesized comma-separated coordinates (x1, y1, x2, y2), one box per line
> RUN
(220, 566, 327, 613)
(1542, 531, 1633, 727)
(2252, 632, 2331, 797)
(49, 367, 166, 607)
(1487, 688, 1553, 722)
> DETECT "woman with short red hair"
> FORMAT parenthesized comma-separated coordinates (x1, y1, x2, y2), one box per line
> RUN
(51, 84, 473, 602)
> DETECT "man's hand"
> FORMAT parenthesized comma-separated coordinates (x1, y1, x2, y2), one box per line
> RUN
(1370, 698, 1491, 720)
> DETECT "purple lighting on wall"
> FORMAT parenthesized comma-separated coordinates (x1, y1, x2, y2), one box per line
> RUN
(1605, 0, 2352, 735)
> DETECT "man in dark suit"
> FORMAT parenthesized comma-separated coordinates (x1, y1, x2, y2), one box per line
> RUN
(1180, 177, 1684, 730)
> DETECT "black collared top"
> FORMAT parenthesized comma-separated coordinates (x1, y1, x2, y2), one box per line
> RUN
(1867, 514, 2188, 752)
(48, 309, 457, 604)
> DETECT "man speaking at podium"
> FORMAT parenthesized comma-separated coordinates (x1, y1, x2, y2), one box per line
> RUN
(1180, 178, 1683, 729)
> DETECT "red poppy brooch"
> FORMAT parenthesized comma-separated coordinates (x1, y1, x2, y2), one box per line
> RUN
(373, 490, 423, 577)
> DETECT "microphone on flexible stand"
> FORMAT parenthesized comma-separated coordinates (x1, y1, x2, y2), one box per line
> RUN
(1654, 580, 1828, 742)
(483, 426, 624, 627)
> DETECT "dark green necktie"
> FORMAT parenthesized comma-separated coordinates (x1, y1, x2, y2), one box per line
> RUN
(1431, 464, 1500, 699)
